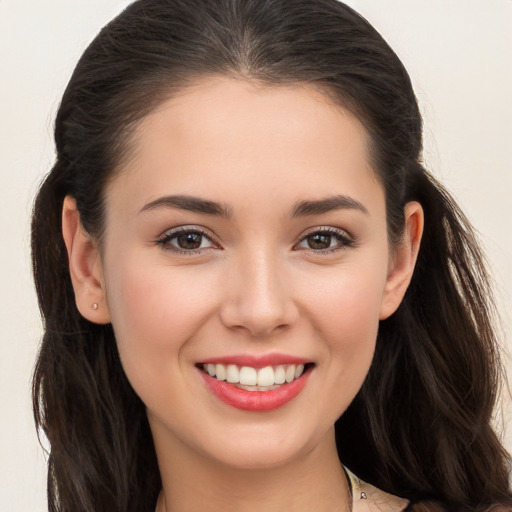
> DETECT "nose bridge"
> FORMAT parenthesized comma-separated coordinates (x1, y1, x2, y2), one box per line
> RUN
(220, 245, 296, 336)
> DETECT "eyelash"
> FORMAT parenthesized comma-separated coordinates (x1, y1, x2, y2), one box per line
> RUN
(155, 226, 219, 255)
(294, 227, 355, 254)
(155, 226, 355, 255)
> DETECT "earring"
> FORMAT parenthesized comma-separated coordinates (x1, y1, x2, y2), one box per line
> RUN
(91, 303, 99, 310)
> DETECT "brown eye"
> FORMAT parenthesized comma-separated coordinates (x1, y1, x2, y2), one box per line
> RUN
(157, 228, 217, 253)
(306, 233, 333, 250)
(296, 228, 354, 252)
(176, 232, 204, 250)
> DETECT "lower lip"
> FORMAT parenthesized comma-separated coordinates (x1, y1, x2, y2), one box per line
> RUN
(199, 368, 311, 411)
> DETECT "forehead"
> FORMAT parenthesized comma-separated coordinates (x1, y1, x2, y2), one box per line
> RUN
(106, 76, 383, 218)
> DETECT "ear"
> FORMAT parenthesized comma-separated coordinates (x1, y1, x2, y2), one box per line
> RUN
(62, 196, 111, 324)
(379, 201, 424, 320)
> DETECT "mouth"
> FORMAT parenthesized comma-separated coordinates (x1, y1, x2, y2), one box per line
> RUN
(196, 360, 315, 411)
(199, 362, 312, 390)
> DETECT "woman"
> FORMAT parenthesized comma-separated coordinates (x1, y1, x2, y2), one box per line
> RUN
(31, 0, 512, 511)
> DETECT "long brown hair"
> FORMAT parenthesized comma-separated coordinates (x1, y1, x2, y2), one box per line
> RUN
(31, 1, 512, 510)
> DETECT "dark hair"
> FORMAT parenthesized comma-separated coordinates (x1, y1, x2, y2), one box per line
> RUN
(31, 1, 512, 511)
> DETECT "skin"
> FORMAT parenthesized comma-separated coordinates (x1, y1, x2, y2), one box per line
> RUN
(62, 77, 423, 512)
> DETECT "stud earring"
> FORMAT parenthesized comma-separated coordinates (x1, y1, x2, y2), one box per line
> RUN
(91, 303, 99, 310)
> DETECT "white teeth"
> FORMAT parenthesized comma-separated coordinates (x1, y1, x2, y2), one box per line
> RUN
(257, 366, 275, 387)
(226, 364, 239, 383)
(239, 366, 257, 386)
(285, 365, 296, 383)
(201, 362, 309, 388)
(274, 365, 286, 384)
(215, 363, 226, 381)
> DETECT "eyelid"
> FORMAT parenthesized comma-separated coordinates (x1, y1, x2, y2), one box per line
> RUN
(155, 225, 221, 253)
(293, 225, 356, 252)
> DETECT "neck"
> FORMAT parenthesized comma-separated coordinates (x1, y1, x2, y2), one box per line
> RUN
(152, 425, 351, 512)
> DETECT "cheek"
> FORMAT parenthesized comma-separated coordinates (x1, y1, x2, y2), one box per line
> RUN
(304, 261, 386, 341)
(103, 253, 219, 380)
(300, 262, 387, 399)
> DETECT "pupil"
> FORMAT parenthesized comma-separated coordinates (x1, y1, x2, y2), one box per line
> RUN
(177, 232, 202, 249)
(308, 233, 331, 249)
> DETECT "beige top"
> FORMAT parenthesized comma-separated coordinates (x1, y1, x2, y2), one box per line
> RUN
(345, 467, 409, 512)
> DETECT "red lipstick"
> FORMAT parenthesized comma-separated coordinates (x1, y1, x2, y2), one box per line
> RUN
(198, 358, 312, 412)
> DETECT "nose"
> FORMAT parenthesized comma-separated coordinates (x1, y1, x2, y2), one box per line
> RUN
(219, 249, 299, 338)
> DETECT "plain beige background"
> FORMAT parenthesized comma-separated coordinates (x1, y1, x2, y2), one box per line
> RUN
(1, 1, 511, 510)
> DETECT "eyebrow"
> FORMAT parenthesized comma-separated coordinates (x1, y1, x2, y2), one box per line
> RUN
(139, 195, 232, 218)
(291, 195, 369, 217)
(139, 193, 368, 218)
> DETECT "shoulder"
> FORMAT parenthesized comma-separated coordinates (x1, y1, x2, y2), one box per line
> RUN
(345, 467, 410, 512)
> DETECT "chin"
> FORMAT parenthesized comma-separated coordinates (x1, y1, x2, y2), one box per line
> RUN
(197, 423, 324, 471)
(208, 445, 304, 471)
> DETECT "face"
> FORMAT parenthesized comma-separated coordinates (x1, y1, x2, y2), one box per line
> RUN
(85, 77, 415, 470)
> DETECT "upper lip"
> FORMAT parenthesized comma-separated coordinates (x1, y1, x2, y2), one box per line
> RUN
(198, 353, 311, 368)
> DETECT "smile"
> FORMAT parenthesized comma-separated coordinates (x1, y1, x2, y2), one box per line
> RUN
(197, 358, 314, 411)
(201, 363, 306, 390)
